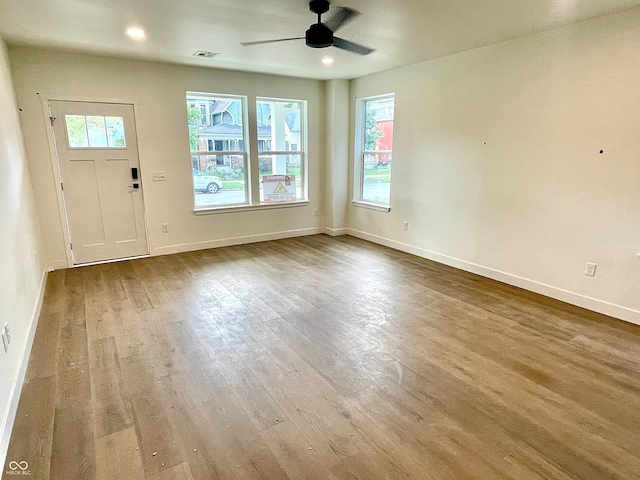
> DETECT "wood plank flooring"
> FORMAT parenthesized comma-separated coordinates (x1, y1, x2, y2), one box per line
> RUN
(4, 234, 640, 479)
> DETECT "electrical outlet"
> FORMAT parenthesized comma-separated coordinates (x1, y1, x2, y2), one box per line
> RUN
(314, 209, 319, 217)
(585, 262, 597, 277)
(152, 171, 166, 182)
(403, 221, 409, 231)
(162, 223, 169, 233)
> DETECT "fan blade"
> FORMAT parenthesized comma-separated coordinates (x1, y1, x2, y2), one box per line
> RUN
(241, 37, 305, 46)
(333, 37, 374, 55)
(324, 7, 359, 32)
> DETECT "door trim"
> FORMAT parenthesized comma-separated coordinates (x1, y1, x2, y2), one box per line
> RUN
(40, 94, 150, 268)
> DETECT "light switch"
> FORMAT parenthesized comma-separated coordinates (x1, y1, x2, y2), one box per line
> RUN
(152, 171, 166, 182)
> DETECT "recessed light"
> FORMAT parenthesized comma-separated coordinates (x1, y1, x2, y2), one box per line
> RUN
(126, 27, 146, 39)
(322, 56, 334, 65)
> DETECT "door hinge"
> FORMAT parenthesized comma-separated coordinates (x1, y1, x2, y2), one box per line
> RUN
(50, 116, 55, 125)
(60, 182, 64, 191)
(69, 243, 73, 251)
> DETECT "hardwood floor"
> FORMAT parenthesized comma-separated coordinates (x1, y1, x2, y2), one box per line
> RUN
(4, 234, 640, 479)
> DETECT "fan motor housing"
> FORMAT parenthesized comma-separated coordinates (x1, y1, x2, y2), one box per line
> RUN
(306, 23, 333, 48)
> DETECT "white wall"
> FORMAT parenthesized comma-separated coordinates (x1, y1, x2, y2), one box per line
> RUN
(0, 38, 46, 466)
(8, 48, 324, 268)
(348, 8, 640, 322)
(6, 8, 640, 326)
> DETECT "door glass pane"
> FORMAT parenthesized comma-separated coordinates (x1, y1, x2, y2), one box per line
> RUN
(65, 115, 89, 147)
(65, 115, 126, 149)
(105, 116, 126, 147)
(86, 116, 108, 147)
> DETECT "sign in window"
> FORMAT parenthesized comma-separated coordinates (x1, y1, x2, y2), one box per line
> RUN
(263, 175, 297, 203)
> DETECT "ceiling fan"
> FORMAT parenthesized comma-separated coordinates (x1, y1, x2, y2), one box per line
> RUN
(241, 0, 374, 56)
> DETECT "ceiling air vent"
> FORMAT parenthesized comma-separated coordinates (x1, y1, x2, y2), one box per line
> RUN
(193, 50, 219, 58)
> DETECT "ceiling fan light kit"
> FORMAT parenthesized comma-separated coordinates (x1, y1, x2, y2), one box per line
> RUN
(241, 0, 374, 56)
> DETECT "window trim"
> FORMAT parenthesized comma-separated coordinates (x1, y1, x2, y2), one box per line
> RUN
(354, 93, 395, 208)
(351, 200, 391, 213)
(187, 93, 308, 213)
(187, 92, 251, 210)
(255, 96, 308, 205)
(194, 200, 309, 215)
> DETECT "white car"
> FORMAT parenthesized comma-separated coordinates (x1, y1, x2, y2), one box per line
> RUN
(193, 168, 223, 194)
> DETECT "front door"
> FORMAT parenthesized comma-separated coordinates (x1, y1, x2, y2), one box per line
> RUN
(50, 101, 148, 265)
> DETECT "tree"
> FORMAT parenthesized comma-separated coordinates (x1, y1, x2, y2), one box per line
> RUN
(65, 115, 89, 147)
(187, 107, 201, 151)
(364, 106, 383, 151)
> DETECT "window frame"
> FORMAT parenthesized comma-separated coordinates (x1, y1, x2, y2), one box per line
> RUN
(186, 92, 309, 213)
(187, 92, 251, 210)
(353, 93, 395, 212)
(255, 96, 308, 205)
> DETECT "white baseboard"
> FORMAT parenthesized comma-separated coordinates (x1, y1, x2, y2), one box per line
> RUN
(153, 227, 324, 256)
(47, 260, 67, 271)
(0, 270, 48, 470)
(347, 229, 640, 326)
(323, 227, 348, 236)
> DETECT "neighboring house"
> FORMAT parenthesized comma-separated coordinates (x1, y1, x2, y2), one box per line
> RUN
(187, 97, 301, 174)
(284, 110, 301, 152)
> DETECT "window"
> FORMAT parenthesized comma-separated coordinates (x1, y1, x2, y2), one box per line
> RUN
(186, 93, 307, 210)
(187, 93, 249, 208)
(256, 98, 306, 204)
(356, 94, 394, 207)
(64, 115, 126, 148)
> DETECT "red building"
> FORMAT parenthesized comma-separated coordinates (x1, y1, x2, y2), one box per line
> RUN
(376, 119, 394, 164)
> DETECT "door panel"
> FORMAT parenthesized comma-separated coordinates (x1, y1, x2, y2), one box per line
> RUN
(104, 157, 139, 243)
(50, 101, 148, 264)
(65, 158, 106, 246)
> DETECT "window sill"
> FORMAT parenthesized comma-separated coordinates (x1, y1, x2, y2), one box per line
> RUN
(352, 201, 391, 213)
(194, 200, 309, 215)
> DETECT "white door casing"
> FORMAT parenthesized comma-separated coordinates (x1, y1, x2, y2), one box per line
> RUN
(50, 101, 148, 264)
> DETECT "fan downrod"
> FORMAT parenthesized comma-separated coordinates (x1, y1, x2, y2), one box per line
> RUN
(307, 0, 332, 48)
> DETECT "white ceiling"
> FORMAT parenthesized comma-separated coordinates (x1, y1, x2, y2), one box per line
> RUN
(1, 0, 640, 80)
